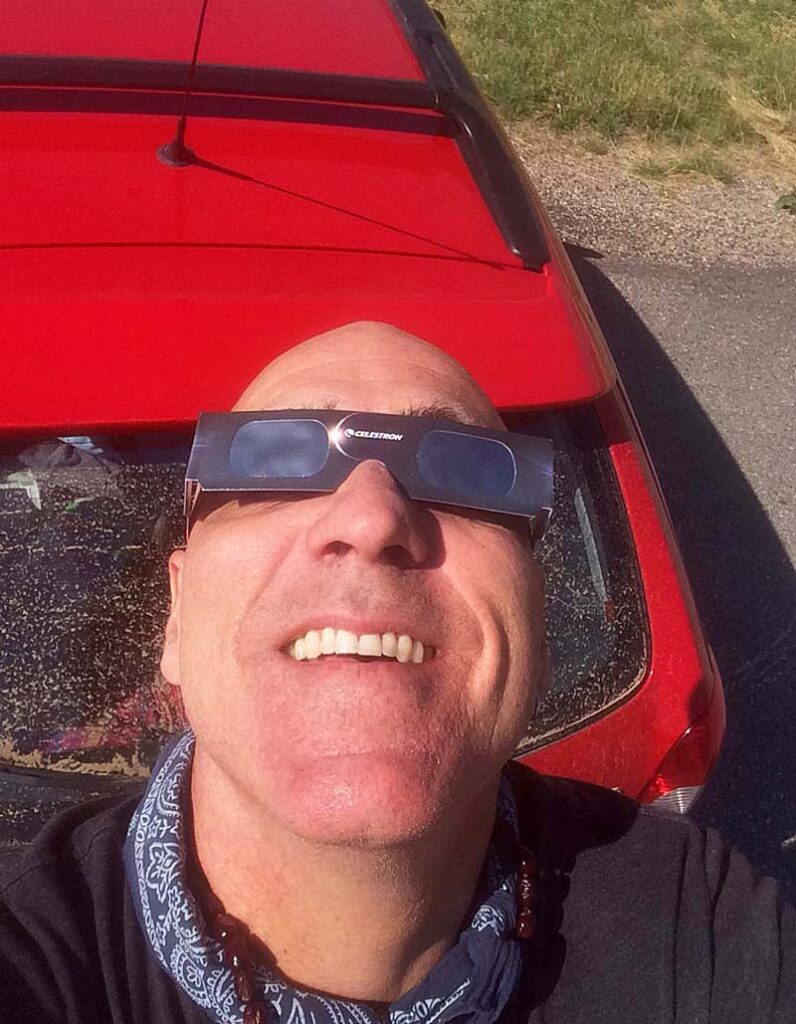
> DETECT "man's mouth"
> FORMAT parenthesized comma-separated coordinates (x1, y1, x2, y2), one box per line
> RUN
(284, 627, 433, 664)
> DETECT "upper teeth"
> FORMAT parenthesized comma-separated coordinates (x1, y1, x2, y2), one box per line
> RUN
(287, 628, 429, 664)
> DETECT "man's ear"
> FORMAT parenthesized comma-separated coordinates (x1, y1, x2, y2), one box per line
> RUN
(160, 548, 185, 688)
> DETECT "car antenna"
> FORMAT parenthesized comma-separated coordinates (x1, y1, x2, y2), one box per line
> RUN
(157, 0, 210, 166)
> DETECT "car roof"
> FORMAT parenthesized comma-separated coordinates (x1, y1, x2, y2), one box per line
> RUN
(1, 0, 615, 431)
(3, 0, 424, 81)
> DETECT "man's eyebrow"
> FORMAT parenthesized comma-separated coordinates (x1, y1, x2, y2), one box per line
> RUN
(398, 403, 483, 427)
(284, 400, 485, 427)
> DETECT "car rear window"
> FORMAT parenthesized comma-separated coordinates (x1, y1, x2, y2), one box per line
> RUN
(0, 412, 647, 779)
(510, 408, 648, 752)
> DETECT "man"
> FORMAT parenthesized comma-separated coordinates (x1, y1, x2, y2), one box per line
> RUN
(1, 321, 794, 1022)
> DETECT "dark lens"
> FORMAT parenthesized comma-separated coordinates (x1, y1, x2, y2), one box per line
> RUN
(416, 431, 516, 497)
(229, 420, 328, 478)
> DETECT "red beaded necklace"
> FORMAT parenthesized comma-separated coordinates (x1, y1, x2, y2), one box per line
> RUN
(516, 846, 537, 939)
(192, 846, 536, 1023)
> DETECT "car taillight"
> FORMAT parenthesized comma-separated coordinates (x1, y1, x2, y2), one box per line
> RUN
(638, 677, 725, 813)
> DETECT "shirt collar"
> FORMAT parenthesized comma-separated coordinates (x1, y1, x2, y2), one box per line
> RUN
(124, 732, 523, 1024)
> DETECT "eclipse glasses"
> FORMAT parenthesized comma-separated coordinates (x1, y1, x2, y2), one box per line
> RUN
(185, 410, 553, 537)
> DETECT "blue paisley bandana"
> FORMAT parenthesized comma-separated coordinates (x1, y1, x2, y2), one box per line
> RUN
(124, 732, 524, 1024)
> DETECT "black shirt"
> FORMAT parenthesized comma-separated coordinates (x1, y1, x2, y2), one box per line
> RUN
(1, 765, 794, 1023)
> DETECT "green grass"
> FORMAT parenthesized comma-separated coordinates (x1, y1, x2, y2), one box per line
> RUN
(776, 188, 796, 213)
(435, 0, 796, 149)
(633, 151, 738, 183)
(633, 157, 670, 180)
(672, 152, 738, 184)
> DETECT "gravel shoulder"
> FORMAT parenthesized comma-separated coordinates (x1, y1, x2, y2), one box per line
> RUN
(510, 124, 796, 268)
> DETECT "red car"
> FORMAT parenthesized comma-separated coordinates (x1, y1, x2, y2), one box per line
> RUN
(0, 0, 724, 847)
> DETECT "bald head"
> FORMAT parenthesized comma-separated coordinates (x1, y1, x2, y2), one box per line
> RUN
(233, 321, 503, 430)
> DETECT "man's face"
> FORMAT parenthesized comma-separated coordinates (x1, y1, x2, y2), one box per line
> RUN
(161, 323, 546, 845)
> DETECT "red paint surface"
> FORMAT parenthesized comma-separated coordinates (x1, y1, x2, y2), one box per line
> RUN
(0, 109, 614, 430)
(0, 113, 507, 260)
(1, 247, 614, 431)
(3, 0, 421, 80)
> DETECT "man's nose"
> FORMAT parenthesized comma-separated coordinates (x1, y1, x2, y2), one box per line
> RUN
(305, 460, 431, 566)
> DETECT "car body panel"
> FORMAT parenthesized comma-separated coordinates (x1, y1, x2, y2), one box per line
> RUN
(2, 248, 614, 430)
(4, 0, 422, 81)
(1, 112, 507, 259)
(1, 104, 616, 430)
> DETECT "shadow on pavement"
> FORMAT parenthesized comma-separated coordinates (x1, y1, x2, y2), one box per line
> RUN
(568, 248, 796, 903)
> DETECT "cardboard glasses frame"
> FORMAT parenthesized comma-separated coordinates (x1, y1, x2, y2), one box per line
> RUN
(184, 410, 554, 540)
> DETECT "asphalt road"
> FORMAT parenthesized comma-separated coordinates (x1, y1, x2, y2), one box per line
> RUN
(570, 253, 796, 902)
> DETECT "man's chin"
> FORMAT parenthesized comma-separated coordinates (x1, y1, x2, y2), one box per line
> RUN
(275, 753, 452, 846)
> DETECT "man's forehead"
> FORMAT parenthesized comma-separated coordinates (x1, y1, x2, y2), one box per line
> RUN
(232, 323, 503, 429)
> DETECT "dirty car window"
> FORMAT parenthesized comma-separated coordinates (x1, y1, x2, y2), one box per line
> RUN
(0, 415, 646, 777)
(0, 435, 186, 777)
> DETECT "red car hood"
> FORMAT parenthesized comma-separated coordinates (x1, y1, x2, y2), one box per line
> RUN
(1, 69, 615, 429)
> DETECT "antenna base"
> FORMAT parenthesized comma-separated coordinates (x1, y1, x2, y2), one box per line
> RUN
(157, 140, 196, 167)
